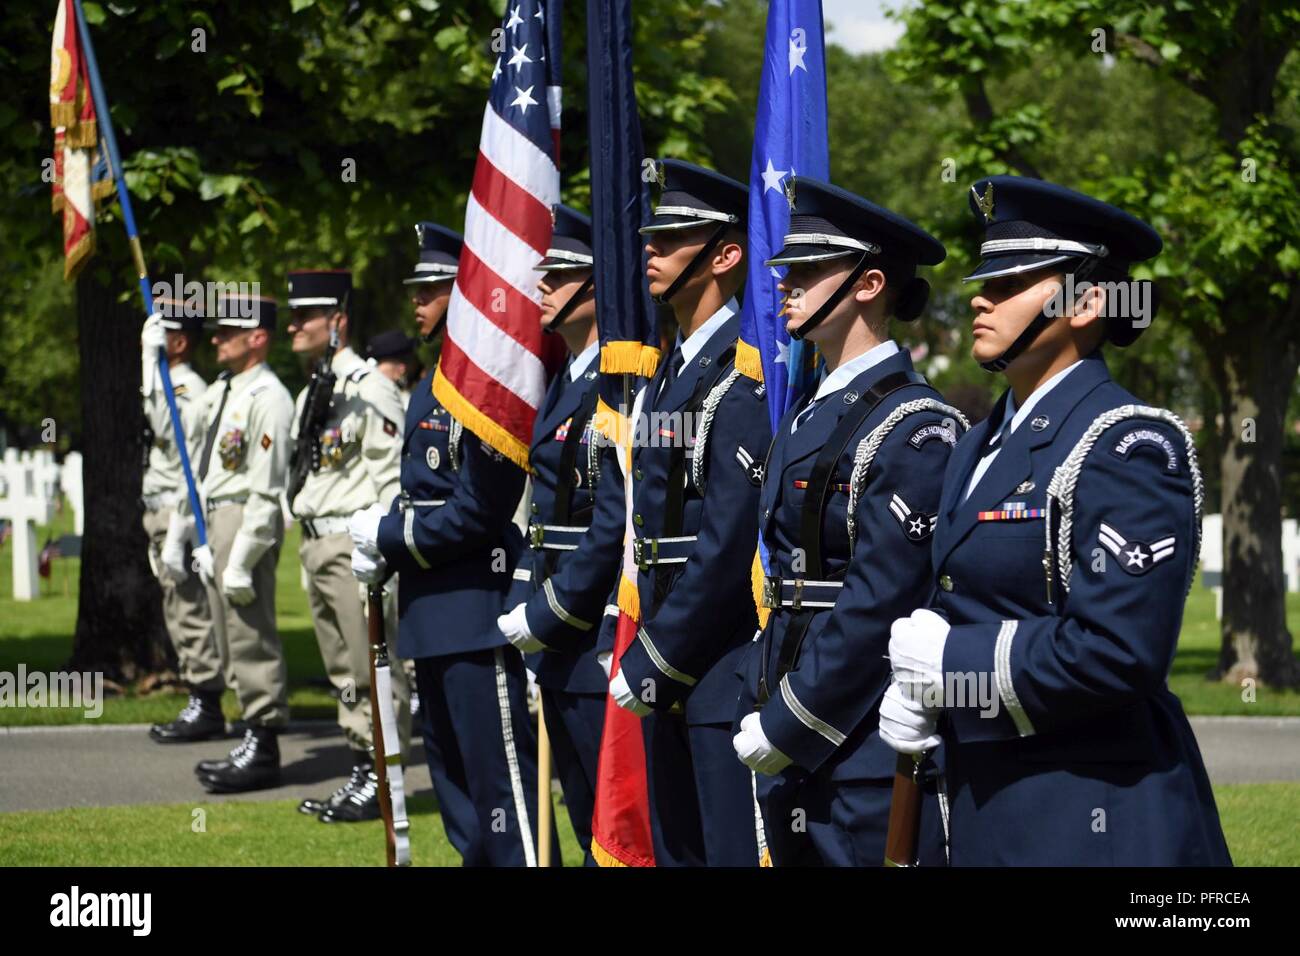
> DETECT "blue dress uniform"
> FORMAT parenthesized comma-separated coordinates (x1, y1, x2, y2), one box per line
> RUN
(611, 160, 773, 866)
(736, 178, 960, 866)
(505, 207, 620, 864)
(925, 177, 1230, 865)
(374, 224, 548, 867)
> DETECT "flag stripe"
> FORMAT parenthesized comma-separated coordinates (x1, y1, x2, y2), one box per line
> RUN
(454, 245, 547, 354)
(444, 283, 547, 403)
(438, 336, 539, 446)
(476, 105, 558, 241)
(461, 190, 549, 304)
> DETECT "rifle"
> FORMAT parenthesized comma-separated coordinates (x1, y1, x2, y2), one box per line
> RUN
(883, 753, 923, 867)
(287, 324, 340, 512)
(368, 580, 410, 866)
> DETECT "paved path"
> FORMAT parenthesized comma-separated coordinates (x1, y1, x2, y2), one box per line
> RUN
(0, 716, 1296, 813)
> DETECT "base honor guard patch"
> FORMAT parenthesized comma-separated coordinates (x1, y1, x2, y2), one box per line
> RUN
(978, 501, 1045, 521)
(909, 421, 957, 449)
(889, 493, 937, 542)
(1111, 427, 1179, 472)
(1098, 522, 1176, 575)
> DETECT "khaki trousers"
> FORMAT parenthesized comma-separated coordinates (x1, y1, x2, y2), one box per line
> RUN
(205, 503, 288, 728)
(143, 506, 222, 692)
(300, 531, 411, 757)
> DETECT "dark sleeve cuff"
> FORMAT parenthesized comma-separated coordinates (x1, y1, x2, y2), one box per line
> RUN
(941, 621, 1024, 743)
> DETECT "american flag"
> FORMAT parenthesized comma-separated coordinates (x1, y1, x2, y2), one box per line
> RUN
(432, 0, 567, 469)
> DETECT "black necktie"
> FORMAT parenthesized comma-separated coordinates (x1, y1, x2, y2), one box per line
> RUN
(657, 346, 684, 401)
(197, 374, 232, 483)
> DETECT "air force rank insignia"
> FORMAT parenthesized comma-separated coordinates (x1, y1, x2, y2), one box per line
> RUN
(973, 182, 995, 222)
(1098, 522, 1176, 575)
(889, 493, 937, 542)
(736, 446, 764, 486)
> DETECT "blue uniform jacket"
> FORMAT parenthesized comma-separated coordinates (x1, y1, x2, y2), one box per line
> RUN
(740, 349, 961, 780)
(932, 352, 1230, 865)
(376, 369, 525, 660)
(615, 313, 774, 725)
(507, 362, 621, 695)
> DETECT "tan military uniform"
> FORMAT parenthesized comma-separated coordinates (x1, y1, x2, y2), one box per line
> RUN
(291, 346, 411, 755)
(141, 362, 219, 691)
(188, 361, 294, 729)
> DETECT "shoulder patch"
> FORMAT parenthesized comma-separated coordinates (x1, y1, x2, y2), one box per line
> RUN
(1110, 426, 1179, 472)
(888, 492, 937, 543)
(260, 433, 272, 451)
(1097, 521, 1177, 576)
(908, 419, 958, 450)
(752, 382, 766, 400)
(382, 417, 398, 437)
(347, 367, 370, 384)
(249, 385, 268, 397)
(735, 446, 764, 486)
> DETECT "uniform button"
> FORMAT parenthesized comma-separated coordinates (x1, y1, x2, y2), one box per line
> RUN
(634, 513, 644, 527)
(530, 503, 538, 515)
(634, 468, 642, 481)
(939, 574, 953, 592)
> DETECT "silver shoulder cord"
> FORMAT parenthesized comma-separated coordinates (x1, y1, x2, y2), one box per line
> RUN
(1044, 404, 1204, 599)
(585, 417, 602, 489)
(847, 400, 971, 550)
(691, 367, 742, 492)
(449, 418, 463, 472)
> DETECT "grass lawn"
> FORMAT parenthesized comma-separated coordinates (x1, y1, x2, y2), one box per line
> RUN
(0, 793, 585, 867)
(4, 501, 1298, 723)
(0, 783, 1288, 866)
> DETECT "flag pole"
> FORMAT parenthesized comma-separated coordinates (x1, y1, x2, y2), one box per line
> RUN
(70, 0, 208, 545)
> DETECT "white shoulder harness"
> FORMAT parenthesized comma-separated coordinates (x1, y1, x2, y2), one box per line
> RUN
(449, 418, 464, 472)
(847, 399, 970, 550)
(1045, 404, 1203, 597)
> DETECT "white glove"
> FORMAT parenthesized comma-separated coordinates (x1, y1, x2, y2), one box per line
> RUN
(597, 650, 613, 680)
(352, 546, 387, 584)
(141, 312, 165, 397)
(159, 511, 194, 582)
(349, 502, 387, 556)
(609, 668, 652, 717)
(888, 608, 950, 710)
(733, 711, 792, 775)
(191, 543, 215, 587)
(498, 602, 545, 653)
(878, 680, 941, 755)
(222, 532, 268, 606)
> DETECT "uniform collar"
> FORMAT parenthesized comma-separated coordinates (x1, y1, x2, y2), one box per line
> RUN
(330, 345, 363, 374)
(678, 297, 739, 367)
(997, 358, 1084, 442)
(569, 340, 600, 382)
(228, 361, 268, 391)
(812, 339, 901, 403)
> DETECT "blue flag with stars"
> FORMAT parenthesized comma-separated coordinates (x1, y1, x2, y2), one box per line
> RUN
(737, 0, 829, 430)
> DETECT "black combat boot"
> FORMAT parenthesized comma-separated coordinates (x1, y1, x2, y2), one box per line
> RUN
(197, 726, 281, 793)
(150, 690, 225, 743)
(319, 768, 382, 824)
(298, 754, 372, 816)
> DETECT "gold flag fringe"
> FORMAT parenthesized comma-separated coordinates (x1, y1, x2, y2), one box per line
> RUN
(431, 365, 532, 472)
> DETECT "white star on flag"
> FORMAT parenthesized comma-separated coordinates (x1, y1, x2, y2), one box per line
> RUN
(535, 5, 544, 20)
(775, 340, 790, 364)
(508, 43, 532, 71)
(491, 58, 502, 81)
(511, 84, 538, 114)
(770, 267, 782, 279)
(506, 6, 523, 31)
(761, 158, 788, 193)
(789, 37, 808, 75)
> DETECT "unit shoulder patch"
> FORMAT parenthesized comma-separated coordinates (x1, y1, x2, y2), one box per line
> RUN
(1110, 426, 1179, 472)
(907, 419, 958, 451)
(1097, 521, 1176, 575)
(382, 417, 398, 437)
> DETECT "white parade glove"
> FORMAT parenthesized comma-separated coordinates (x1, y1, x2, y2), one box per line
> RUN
(141, 312, 165, 398)
(609, 668, 652, 717)
(497, 603, 545, 653)
(159, 511, 194, 582)
(733, 711, 792, 775)
(352, 546, 387, 585)
(191, 543, 215, 587)
(888, 608, 950, 711)
(223, 532, 268, 606)
(597, 650, 613, 680)
(878, 680, 941, 755)
(349, 502, 387, 556)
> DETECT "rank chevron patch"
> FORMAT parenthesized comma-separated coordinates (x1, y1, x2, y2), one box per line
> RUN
(1097, 521, 1176, 575)
(736, 446, 764, 486)
(889, 492, 937, 542)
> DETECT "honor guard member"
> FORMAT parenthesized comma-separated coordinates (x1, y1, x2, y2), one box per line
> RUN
(349, 222, 551, 866)
(178, 292, 295, 793)
(496, 205, 621, 864)
(880, 176, 1231, 865)
(145, 299, 220, 742)
(731, 178, 960, 866)
(366, 330, 424, 406)
(605, 160, 773, 866)
(285, 269, 412, 823)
